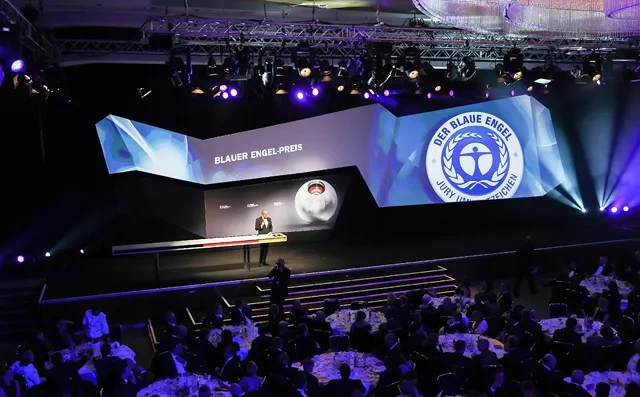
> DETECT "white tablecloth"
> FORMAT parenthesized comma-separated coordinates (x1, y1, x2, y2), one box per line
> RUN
(326, 309, 385, 334)
(438, 334, 505, 359)
(580, 276, 633, 297)
(431, 296, 472, 312)
(292, 352, 385, 395)
(56, 342, 136, 385)
(137, 374, 230, 397)
(208, 325, 257, 361)
(539, 317, 617, 344)
(563, 371, 640, 397)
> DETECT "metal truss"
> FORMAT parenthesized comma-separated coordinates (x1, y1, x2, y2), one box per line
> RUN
(59, 19, 638, 66)
(0, 0, 58, 64)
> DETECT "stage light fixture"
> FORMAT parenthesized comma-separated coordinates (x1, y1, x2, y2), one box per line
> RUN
(511, 90, 516, 96)
(600, 207, 605, 211)
(207, 55, 218, 77)
(17, 255, 24, 263)
(230, 88, 238, 97)
(611, 206, 618, 213)
(581, 209, 587, 213)
(337, 85, 345, 92)
(45, 252, 51, 257)
(311, 87, 319, 96)
(295, 91, 305, 100)
(80, 249, 85, 254)
(427, 92, 432, 99)
(623, 206, 630, 212)
(222, 92, 229, 99)
(383, 90, 390, 97)
(363, 92, 370, 99)
(449, 90, 454, 97)
(191, 87, 205, 95)
(11, 59, 25, 73)
(275, 83, 288, 95)
(527, 86, 534, 92)
(435, 85, 442, 92)
(485, 92, 490, 99)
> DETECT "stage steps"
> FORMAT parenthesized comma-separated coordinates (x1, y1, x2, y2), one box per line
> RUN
(188, 263, 457, 325)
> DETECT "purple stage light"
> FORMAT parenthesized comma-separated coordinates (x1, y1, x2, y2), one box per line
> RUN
(449, 90, 454, 97)
(611, 206, 618, 213)
(364, 92, 370, 99)
(11, 59, 24, 73)
(311, 88, 319, 96)
(17, 255, 24, 263)
(623, 206, 630, 212)
(230, 88, 238, 97)
(222, 92, 229, 99)
(427, 93, 432, 99)
(383, 90, 390, 97)
(485, 92, 490, 99)
(296, 91, 304, 100)
(511, 90, 515, 96)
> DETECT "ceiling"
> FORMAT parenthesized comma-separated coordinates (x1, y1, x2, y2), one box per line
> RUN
(13, 0, 426, 29)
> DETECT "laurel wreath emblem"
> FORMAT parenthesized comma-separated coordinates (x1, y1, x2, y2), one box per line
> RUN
(442, 132, 509, 190)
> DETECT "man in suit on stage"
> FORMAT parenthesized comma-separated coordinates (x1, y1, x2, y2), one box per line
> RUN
(255, 209, 273, 267)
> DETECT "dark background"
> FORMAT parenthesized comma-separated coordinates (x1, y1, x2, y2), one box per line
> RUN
(1, 63, 639, 273)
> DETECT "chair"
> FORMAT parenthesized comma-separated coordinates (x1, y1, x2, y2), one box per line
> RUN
(618, 315, 636, 343)
(599, 345, 624, 371)
(329, 335, 350, 351)
(350, 330, 374, 353)
(485, 317, 507, 339)
(440, 364, 466, 381)
(548, 302, 568, 318)
(550, 341, 575, 372)
(350, 301, 367, 310)
(323, 299, 340, 316)
(380, 381, 401, 397)
(437, 372, 463, 395)
(517, 358, 534, 381)
(311, 330, 332, 352)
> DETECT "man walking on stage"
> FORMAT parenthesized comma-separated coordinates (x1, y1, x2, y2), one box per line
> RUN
(268, 258, 291, 309)
(255, 209, 273, 267)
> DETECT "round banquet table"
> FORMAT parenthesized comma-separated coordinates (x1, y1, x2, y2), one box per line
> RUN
(563, 371, 640, 397)
(438, 334, 505, 359)
(56, 341, 136, 385)
(137, 374, 231, 397)
(580, 276, 633, 297)
(326, 309, 385, 334)
(431, 296, 472, 312)
(208, 325, 257, 361)
(539, 317, 618, 344)
(291, 352, 385, 395)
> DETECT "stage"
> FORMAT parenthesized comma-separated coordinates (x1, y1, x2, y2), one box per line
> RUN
(41, 224, 640, 302)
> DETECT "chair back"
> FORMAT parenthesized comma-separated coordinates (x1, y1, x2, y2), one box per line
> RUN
(517, 358, 534, 381)
(548, 303, 568, 318)
(311, 330, 332, 352)
(329, 335, 350, 352)
(440, 364, 466, 380)
(485, 317, 506, 339)
(437, 372, 462, 395)
(350, 301, 367, 310)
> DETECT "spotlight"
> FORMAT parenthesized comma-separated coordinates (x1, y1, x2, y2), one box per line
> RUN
(485, 92, 490, 99)
(449, 90, 454, 97)
(11, 59, 25, 73)
(511, 90, 515, 96)
(80, 249, 85, 254)
(427, 92, 432, 99)
(230, 88, 238, 97)
(296, 91, 305, 100)
(364, 92, 370, 99)
(191, 87, 205, 95)
(222, 92, 229, 99)
(17, 255, 24, 263)
(383, 90, 390, 97)
(527, 86, 534, 92)
(581, 209, 587, 213)
(435, 85, 442, 92)
(600, 207, 605, 211)
(611, 207, 618, 213)
(623, 206, 630, 212)
(337, 85, 345, 92)
(45, 252, 51, 257)
(311, 87, 319, 96)
(275, 83, 288, 95)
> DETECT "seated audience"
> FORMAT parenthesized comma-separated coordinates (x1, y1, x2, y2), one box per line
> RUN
(10, 350, 42, 389)
(595, 382, 611, 397)
(442, 311, 468, 334)
(293, 324, 320, 362)
(52, 320, 76, 351)
(593, 297, 611, 324)
(473, 338, 498, 366)
(230, 298, 253, 326)
(325, 364, 365, 397)
(204, 303, 225, 329)
(300, 358, 320, 397)
(289, 300, 309, 324)
(47, 351, 87, 397)
(267, 304, 286, 336)
(240, 361, 264, 393)
(497, 282, 513, 314)
(552, 317, 582, 346)
(95, 342, 124, 386)
(468, 310, 488, 335)
(310, 311, 332, 334)
(627, 338, 640, 373)
(82, 308, 110, 341)
(217, 345, 242, 383)
(454, 280, 471, 298)
(594, 256, 614, 276)
(0, 368, 23, 397)
(162, 311, 179, 339)
(441, 339, 473, 379)
(533, 354, 562, 395)
(160, 339, 188, 378)
(350, 311, 372, 334)
(102, 359, 139, 397)
(564, 370, 592, 397)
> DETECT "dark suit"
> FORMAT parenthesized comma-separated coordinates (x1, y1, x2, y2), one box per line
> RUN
(293, 336, 320, 363)
(203, 313, 225, 330)
(303, 371, 321, 397)
(219, 356, 242, 383)
(255, 216, 273, 265)
(552, 327, 582, 346)
(564, 382, 592, 397)
(94, 355, 124, 386)
(159, 352, 187, 379)
(47, 360, 87, 397)
(533, 363, 563, 395)
(102, 378, 139, 397)
(441, 352, 473, 380)
(230, 306, 253, 326)
(268, 266, 291, 308)
(473, 350, 498, 367)
(325, 378, 366, 397)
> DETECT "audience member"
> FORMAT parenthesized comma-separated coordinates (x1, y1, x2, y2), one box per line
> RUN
(159, 339, 187, 378)
(350, 311, 372, 334)
(217, 344, 242, 383)
(300, 358, 319, 397)
(10, 350, 42, 389)
(564, 370, 591, 397)
(0, 368, 23, 397)
(595, 382, 611, 397)
(46, 351, 87, 397)
(52, 320, 75, 351)
(95, 342, 124, 386)
(82, 308, 110, 341)
(204, 303, 225, 329)
(240, 361, 264, 393)
(552, 317, 582, 346)
(473, 338, 498, 366)
(325, 364, 365, 397)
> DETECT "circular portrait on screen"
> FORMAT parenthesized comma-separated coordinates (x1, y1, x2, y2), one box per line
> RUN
(294, 179, 339, 223)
